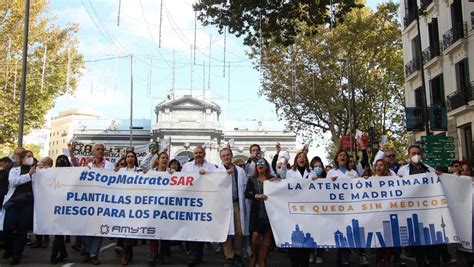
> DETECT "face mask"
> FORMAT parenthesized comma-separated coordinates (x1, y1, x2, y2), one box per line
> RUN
(276, 167, 282, 175)
(24, 157, 34, 166)
(313, 167, 323, 176)
(411, 155, 422, 164)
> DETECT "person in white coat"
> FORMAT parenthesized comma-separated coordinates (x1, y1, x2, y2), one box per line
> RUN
(326, 149, 355, 266)
(217, 147, 248, 267)
(284, 152, 314, 266)
(181, 146, 217, 266)
(327, 149, 359, 181)
(1, 150, 35, 265)
(83, 144, 114, 265)
(117, 150, 140, 265)
(281, 151, 311, 180)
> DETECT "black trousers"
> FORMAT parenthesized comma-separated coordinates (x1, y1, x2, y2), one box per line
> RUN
(51, 235, 67, 261)
(288, 248, 311, 267)
(412, 245, 442, 267)
(3, 202, 33, 260)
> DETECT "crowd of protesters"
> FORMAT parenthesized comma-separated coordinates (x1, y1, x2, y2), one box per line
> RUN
(0, 135, 473, 267)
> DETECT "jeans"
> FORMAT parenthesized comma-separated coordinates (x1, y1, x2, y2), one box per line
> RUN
(84, 236, 103, 257)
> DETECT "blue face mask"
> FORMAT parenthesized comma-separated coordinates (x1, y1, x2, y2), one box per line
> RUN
(313, 166, 323, 176)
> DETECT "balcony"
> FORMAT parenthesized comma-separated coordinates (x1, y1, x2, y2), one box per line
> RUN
(422, 45, 440, 64)
(404, 9, 417, 28)
(442, 22, 467, 51)
(420, 0, 433, 11)
(447, 82, 474, 111)
(405, 58, 420, 78)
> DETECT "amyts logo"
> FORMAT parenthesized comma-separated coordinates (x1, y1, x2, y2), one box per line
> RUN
(100, 224, 110, 235)
(99, 224, 156, 236)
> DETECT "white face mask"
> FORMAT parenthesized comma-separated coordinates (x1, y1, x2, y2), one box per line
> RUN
(24, 157, 34, 166)
(276, 167, 282, 175)
(411, 155, 422, 164)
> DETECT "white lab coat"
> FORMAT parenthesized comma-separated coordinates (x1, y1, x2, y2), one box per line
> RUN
(397, 163, 435, 177)
(181, 160, 217, 173)
(0, 166, 33, 231)
(327, 168, 359, 179)
(282, 168, 311, 179)
(217, 164, 249, 236)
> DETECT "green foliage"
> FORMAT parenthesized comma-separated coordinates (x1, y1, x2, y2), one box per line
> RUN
(0, 0, 83, 151)
(193, 0, 362, 47)
(253, 2, 406, 152)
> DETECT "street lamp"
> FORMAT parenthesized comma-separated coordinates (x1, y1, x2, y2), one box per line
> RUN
(18, 0, 31, 148)
(338, 57, 356, 155)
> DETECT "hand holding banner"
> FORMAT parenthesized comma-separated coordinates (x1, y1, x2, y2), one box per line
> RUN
(33, 168, 232, 242)
(264, 174, 471, 249)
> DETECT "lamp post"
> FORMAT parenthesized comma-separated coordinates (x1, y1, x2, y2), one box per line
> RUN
(338, 57, 356, 155)
(18, 0, 31, 148)
(129, 54, 134, 147)
(415, 0, 430, 136)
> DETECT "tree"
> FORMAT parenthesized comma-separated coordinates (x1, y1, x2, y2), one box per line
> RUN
(254, 2, 405, 153)
(193, 0, 363, 47)
(0, 0, 83, 152)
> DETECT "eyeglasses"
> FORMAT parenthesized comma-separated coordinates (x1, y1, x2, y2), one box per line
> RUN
(256, 162, 267, 166)
(237, 164, 245, 168)
(385, 154, 396, 158)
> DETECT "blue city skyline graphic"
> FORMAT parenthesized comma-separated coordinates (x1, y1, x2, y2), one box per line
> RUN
(280, 213, 449, 248)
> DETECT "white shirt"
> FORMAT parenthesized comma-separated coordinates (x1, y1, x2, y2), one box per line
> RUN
(327, 168, 359, 180)
(181, 160, 217, 173)
(87, 159, 115, 170)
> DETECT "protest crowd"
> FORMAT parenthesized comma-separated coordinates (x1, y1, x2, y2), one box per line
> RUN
(0, 136, 473, 267)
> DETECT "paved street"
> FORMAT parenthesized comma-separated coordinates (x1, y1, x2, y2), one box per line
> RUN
(0, 237, 434, 267)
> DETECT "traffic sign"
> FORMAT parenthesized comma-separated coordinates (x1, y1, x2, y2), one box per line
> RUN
(423, 159, 453, 167)
(422, 143, 455, 151)
(424, 151, 456, 160)
(421, 136, 454, 143)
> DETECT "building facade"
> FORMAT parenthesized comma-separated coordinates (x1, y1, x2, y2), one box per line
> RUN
(401, 0, 474, 162)
(152, 95, 297, 164)
(49, 108, 150, 160)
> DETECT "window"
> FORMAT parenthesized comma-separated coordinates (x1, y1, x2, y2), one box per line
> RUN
(460, 124, 473, 161)
(428, 18, 440, 57)
(455, 58, 469, 91)
(411, 36, 421, 62)
(451, 0, 463, 26)
(471, 11, 474, 29)
(415, 87, 424, 108)
(430, 74, 445, 107)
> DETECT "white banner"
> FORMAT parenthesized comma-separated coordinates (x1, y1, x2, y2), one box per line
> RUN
(33, 168, 232, 242)
(264, 173, 472, 249)
(70, 141, 149, 166)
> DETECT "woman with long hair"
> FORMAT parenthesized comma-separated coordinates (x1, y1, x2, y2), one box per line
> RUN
(168, 159, 182, 172)
(50, 155, 71, 264)
(2, 150, 35, 265)
(114, 157, 126, 172)
(327, 149, 358, 181)
(245, 158, 273, 267)
(310, 156, 327, 180)
(284, 152, 311, 180)
(371, 159, 392, 267)
(281, 152, 312, 266)
(148, 152, 170, 265)
(326, 149, 358, 266)
(117, 151, 139, 265)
